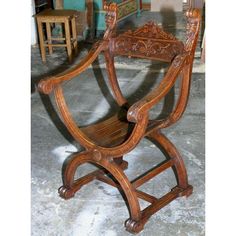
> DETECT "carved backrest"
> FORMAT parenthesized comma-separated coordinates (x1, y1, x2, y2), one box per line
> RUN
(101, 2, 201, 128)
(112, 22, 184, 62)
(103, 2, 201, 64)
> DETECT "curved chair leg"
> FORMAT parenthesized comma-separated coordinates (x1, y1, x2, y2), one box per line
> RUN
(58, 152, 129, 199)
(98, 157, 143, 232)
(58, 151, 93, 199)
(58, 150, 142, 232)
(148, 130, 193, 197)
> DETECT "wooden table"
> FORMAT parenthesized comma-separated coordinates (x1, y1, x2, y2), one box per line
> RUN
(35, 9, 78, 62)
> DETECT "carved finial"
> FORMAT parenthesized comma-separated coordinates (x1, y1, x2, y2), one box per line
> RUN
(185, 8, 201, 52)
(103, 2, 118, 39)
(186, 8, 201, 19)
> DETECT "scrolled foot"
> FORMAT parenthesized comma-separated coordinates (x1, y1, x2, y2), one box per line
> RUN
(125, 219, 144, 234)
(58, 186, 75, 200)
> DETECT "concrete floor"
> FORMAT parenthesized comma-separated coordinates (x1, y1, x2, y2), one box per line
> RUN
(31, 11, 205, 236)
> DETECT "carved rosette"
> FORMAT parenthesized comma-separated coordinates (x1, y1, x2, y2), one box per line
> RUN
(113, 22, 184, 62)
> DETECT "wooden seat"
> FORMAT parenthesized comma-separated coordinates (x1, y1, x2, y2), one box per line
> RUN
(38, 3, 201, 234)
(35, 9, 78, 63)
(81, 109, 134, 147)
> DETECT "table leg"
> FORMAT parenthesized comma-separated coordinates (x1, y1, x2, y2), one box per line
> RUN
(71, 17, 78, 55)
(37, 19, 46, 62)
(64, 19, 73, 62)
(46, 22, 53, 55)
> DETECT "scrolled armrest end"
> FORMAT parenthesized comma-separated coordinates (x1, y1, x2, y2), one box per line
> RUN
(127, 102, 147, 123)
(37, 79, 55, 95)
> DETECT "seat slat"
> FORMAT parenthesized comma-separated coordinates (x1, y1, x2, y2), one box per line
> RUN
(81, 109, 163, 148)
(81, 110, 134, 147)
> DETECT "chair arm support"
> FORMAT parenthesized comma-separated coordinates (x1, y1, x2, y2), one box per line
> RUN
(127, 53, 189, 123)
(37, 40, 108, 94)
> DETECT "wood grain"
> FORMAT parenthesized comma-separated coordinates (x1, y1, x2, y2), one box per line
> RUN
(38, 3, 201, 234)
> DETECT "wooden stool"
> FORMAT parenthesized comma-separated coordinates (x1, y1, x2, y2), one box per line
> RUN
(35, 9, 78, 63)
(38, 3, 201, 234)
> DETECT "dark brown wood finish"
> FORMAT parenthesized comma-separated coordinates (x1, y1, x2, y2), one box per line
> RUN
(38, 3, 201, 234)
(112, 22, 184, 62)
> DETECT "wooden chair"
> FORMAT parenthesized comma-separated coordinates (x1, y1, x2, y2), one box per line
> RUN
(38, 3, 201, 234)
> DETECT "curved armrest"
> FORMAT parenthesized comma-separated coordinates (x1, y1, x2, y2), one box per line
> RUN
(127, 53, 189, 123)
(37, 40, 107, 94)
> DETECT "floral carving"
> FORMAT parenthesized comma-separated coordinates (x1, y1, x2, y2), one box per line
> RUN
(132, 39, 171, 56)
(124, 21, 177, 40)
(114, 37, 183, 62)
(37, 6, 201, 235)
(113, 21, 184, 62)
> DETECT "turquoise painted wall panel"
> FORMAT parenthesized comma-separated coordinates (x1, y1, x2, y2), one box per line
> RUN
(93, 0, 105, 31)
(61, 0, 141, 33)
(95, 12, 106, 30)
(94, 0, 140, 31)
(63, 0, 86, 11)
(93, 0, 103, 10)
